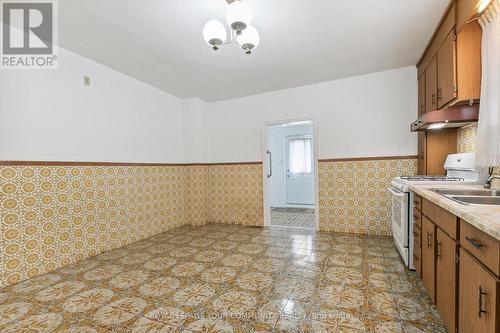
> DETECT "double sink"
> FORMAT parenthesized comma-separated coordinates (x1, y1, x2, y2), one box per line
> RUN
(431, 188, 500, 206)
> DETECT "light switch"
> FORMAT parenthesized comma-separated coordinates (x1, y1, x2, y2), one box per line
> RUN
(83, 75, 91, 87)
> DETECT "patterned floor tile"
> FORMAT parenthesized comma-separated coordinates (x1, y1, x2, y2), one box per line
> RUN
(0, 224, 446, 332)
(271, 208, 315, 229)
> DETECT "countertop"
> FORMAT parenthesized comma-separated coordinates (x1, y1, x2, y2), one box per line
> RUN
(409, 184, 500, 241)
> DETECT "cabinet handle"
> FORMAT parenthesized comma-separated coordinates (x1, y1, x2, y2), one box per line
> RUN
(478, 286, 488, 318)
(437, 88, 442, 101)
(432, 94, 436, 105)
(427, 232, 432, 248)
(436, 241, 442, 258)
(466, 237, 483, 249)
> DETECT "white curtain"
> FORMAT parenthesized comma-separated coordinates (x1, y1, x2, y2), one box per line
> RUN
(289, 138, 312, 174)
(477, 0, 500, 166)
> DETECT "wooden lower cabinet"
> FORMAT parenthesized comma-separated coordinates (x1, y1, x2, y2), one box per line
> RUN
(413, 223, 422, 278)
(459, 248, 500, 333)
(412, 194, 500, 332)
(436, 228, 458, 333)
(422, 216, 436, 302)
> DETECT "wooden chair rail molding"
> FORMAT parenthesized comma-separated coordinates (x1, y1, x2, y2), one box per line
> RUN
(318, 155, 418, 163)
(0, 155, 418, 167)
(0, 161, 263, 167)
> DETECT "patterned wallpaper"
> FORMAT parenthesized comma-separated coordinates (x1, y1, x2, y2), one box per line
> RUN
(1, 158, 416, 287)
(184, 165, 209, 227)
(457, 123, 500, 185)
(0, 165, 204, 287)
(204, 158, 418, 235)
(208, 164, 263, 227)
(318, 159, 417, 235)
(457, 124, 478, 153)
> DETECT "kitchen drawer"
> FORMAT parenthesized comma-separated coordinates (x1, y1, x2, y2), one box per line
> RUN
(413, 207, 422, 228)
(461, 220, 500, 277)
(422, 199, 458, 240)
(413, 223, 422, 248)
(414, 194, 422, 211)
(414, 238, 422, 278)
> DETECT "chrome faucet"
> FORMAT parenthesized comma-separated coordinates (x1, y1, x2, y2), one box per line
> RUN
(484, 175, 500, 189)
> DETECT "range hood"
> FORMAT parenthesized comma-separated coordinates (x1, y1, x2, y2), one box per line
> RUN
(411, 104, 479, 132)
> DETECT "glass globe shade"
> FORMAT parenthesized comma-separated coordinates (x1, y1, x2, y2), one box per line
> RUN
(203, 20, 227, 46)
(237, 25, 260, 52)
(226, 1, 252, 31)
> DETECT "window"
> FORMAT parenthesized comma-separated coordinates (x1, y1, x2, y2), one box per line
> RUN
(289, 137, 312, 174)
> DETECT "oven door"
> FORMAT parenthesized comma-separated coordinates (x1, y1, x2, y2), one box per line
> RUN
(388, 187, 409, 265)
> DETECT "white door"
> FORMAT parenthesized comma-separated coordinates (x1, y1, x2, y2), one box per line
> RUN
(285, 135, 314, 205)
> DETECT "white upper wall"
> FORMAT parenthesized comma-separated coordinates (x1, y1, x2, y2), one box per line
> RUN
(206, 66, 418, 162)
(1, 46, 417, 163)
(0, 47, 186, 163)
(182, 98, 209, 163)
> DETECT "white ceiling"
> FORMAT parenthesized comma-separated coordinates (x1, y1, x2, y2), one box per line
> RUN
(60, 0, 450, 101)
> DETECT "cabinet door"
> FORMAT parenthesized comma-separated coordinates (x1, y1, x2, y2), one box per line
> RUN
(436, 228, 458, 333)
(425, 57, 438, 113)
(459, 248, 499, 333)
(418, 72, 426, 115)
(417, 132, 427, 175)
(422, 216, 436, 302)
(437, 30, 457, 108)
(426, 129, 457, 176)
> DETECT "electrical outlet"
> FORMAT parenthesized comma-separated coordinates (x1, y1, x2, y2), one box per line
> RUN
(83, 75, 91, 87)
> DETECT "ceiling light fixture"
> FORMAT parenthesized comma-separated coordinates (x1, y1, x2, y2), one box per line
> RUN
(203, 0, 260, 54)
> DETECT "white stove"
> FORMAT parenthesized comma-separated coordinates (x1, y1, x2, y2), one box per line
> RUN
(388, 153, 487, 270)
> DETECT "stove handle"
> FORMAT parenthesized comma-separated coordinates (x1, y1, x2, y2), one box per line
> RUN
(388, 188, 405, 198)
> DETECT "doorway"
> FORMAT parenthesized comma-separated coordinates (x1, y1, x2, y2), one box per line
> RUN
(263, 119, 318, 230)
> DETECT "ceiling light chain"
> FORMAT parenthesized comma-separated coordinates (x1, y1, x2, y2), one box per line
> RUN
(203, 0, 260, 55)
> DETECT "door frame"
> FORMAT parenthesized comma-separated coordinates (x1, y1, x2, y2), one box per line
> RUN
(262, 117, 320, 231)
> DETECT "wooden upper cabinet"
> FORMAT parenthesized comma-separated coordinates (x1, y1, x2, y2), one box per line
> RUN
(437, 30, 457, 108)
(459, 248, 500, 333)
(422, 216, 436, 302)
(417, 2, 455, 78)
(425, 57, 438, 113)
(418, 73, 426, 115)
(417, 1, 481, 110)
(436, 228, 458, 333)
(456, 21, 482, 102)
